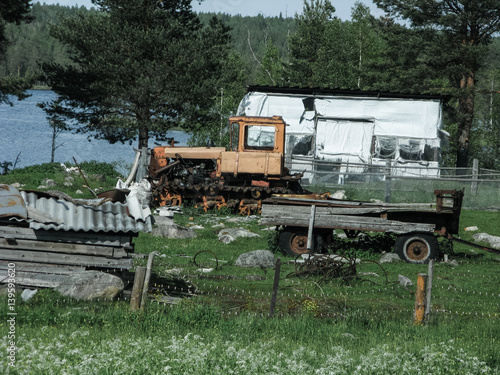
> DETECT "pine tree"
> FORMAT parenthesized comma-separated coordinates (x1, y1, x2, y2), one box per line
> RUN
(374, 0, 500, 170)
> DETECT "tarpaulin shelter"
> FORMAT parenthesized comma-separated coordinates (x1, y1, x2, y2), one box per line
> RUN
(237, 86, 448, 182)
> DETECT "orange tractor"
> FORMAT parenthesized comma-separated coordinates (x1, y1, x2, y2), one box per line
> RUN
(148, 116, 304, 215)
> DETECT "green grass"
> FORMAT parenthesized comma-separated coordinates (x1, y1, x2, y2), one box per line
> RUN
(0, 161, 125, 198)
(1, 163, 499, 373)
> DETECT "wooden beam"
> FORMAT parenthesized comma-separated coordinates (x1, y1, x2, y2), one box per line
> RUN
(0, 260, 84, 274)
(0, 270, 69, 288)
(0, 249, 133, 269)
(0, 238, 129, 258)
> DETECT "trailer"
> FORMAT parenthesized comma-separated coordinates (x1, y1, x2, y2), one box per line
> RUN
(260, 190, 464, 263)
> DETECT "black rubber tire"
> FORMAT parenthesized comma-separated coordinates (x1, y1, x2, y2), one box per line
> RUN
(279, 227, 331, 257)
(394, 233, 438, 264)
(279, 227, 310, 257)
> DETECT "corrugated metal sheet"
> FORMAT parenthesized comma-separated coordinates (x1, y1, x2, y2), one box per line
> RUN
(20, 191, 152, 233)
(0, 184, 27, 219)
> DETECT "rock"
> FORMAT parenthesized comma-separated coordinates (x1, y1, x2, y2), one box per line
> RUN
(42, 178, 57, 187)
(379, 252, 402, 263)
(93, 174, 106, 182)
(235, 250, 275, 268)
(152, 216, 197, 239)
(398, 275, 413, 287)
(197, 268, 214, 273)
(190, 225, 205, 230)
(64, 176, 75, 182)
(63, 182, 73, 187)
(472, 233, 500, 249)
(56, 271, 124, 300)
(218, 228, 260, 244)
(261, 226, 276, 231)
(21, 289, 38, 301)
(445, 259, 459, 266)
(211, 223, 225, 228)
(331, 190, 347, 200)
(10, 182, 24, 188)
(75, 190, 84, 195)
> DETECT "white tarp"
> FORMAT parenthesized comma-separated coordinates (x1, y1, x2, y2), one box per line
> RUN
(236, 91, 444, 177)
(237, 92, 442, 139)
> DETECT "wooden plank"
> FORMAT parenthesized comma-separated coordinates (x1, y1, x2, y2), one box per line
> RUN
(260, 214, 435, 233)
(0, 260, 84, 274)
(0, 237, 129, 258)
(262, 203, 437, 216)
(0, 226, 133, 247)
(0, 270, 69, 288)
(262, 205, 387, 216)
(0, 249, 133, 269)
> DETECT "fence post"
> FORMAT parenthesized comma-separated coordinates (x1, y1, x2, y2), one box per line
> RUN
(424, 260, 434, 324)
(307, 205, 316, 252)
(471, 158, 479, 195)
(384, 159, 392, 203)
(140, 251, 157, 310)
(269, 258, 281, 317)
(130, 266, 146, 310)
(414, 273, 427, 325)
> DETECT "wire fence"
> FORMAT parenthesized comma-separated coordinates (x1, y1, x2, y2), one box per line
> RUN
(287, 158, 500, 209)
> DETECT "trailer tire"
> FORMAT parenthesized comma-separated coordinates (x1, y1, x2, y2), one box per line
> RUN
(394, 233, 438, 264)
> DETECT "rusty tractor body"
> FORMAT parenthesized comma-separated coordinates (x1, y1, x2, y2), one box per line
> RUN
(148, 116, 303, 215)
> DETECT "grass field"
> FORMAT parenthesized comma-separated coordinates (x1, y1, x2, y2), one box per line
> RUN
(1, 163, 499, 374)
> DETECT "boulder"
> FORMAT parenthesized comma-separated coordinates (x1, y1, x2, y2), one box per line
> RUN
(42, 178, 57, 187)
(56, 271, 124, 300)
(21, 289, 38, 301)
(472, 233, 500, 249)
(218, 227, 260, 244)
(331, 190, 347, 200)
(235, 250, 275, 268)
(152, 216, 197, 239)
(398, 275, 413, 287)
(379, 252, 402, 263)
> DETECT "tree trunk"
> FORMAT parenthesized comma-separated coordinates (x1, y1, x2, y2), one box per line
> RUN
(137, 115, 150, 149)
(455, 73, 475, 174)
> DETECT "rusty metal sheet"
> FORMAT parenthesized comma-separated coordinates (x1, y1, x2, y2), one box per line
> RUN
(0, 184, 27, 219)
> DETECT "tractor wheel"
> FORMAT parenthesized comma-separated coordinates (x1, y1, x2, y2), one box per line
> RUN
(394, 233, 438, 264)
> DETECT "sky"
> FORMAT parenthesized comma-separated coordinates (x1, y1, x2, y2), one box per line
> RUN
(40, 0, 384, 21)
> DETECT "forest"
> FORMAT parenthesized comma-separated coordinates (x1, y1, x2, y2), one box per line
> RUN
(1, 1, 500, 169)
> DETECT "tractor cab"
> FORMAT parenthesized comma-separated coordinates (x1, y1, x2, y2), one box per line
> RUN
(220, 116, 287, 177)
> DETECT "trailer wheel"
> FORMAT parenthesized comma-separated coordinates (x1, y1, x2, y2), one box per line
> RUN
(279, 227, 315, 257)
(279, 227, 329, 257)
(394, 233, 438, 264)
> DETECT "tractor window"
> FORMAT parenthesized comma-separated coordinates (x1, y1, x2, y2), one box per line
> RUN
(244, 125, 276, 150)
(230, 122, 239, 151)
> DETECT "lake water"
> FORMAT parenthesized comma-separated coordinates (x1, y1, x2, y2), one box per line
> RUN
(0, 90, 189, 174)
